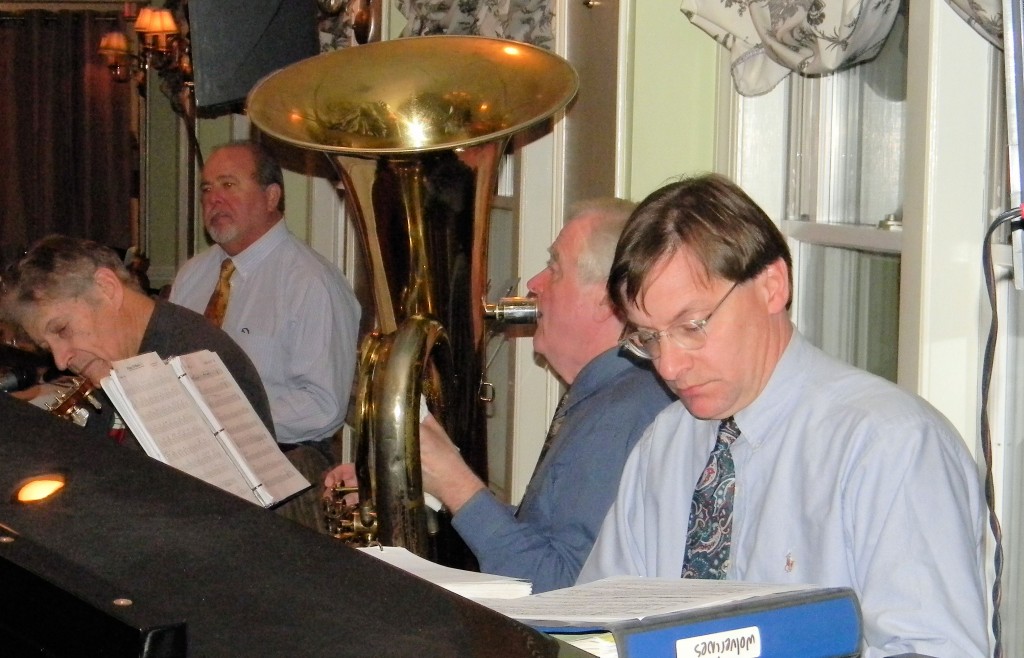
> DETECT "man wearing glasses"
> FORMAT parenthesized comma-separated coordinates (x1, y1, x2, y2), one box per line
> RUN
(577, 174, 988, 657)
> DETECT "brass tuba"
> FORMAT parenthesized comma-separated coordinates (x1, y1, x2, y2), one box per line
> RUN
(247, 36, 577, 556)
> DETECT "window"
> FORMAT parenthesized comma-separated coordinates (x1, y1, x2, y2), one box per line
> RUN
(730, 13, 908, 382)
(795, 245, 900, 381)
(725, 4, 1016, 650)
(785, 14, 908, 230)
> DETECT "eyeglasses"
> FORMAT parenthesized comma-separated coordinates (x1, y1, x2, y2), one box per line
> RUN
(620, 282, 739, 360)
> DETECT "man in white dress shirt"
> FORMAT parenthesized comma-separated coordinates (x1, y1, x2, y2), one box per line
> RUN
(171, 141, 360, 467)
(578, 173, 989, 658)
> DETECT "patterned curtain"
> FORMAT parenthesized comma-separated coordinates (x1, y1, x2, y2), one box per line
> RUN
(320, 1, 554, 51)
(318, 4, 361, 51)
(681, 0, 904, 96)
(945, 0, 1002, 47)
(395, 0, 554, 48)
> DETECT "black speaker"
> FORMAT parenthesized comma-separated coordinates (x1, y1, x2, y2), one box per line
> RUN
(0, 395, 569, 657)
(187, 0, 319, 114)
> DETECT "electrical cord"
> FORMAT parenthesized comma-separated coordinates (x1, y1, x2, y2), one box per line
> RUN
(980, 206, 1020, 658)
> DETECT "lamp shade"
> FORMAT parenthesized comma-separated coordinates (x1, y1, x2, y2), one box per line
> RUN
(98, 30, 130, 59)
(145, 9, 179, 51)
(133, 6, 157, 33)
(146, 9, 179, 36)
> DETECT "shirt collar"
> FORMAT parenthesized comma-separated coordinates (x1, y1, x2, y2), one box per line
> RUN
(220, 219, 289, 276)
(733, 327, 805, 448)
(562, 346, 650, 414)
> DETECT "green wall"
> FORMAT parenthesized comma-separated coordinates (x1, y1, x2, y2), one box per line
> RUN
(628, 2, 719, 201)
(144, 77, 185, 288)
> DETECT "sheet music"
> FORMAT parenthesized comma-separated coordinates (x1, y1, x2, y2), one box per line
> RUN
(474, 577, 814, 625)
(171, 350, 309, 504)
(102, 353, 256, 503)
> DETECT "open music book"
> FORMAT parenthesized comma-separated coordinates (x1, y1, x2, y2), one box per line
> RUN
(100, 350, 310, 508)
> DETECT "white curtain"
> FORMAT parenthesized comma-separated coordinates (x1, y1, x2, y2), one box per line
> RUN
(945, 0, 1002, 47)
(681, 0, 903, 96)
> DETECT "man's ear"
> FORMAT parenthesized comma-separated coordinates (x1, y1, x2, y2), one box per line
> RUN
(758, 258, 790, 314)
(592, 288, 617, 323)
(92, 267, 125, 308)
(265, 183, 283, 214)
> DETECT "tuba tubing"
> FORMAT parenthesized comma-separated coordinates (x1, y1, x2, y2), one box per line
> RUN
(368, 316, 449, 552)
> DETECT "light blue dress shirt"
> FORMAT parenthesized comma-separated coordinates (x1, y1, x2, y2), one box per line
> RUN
(171, 220, 360, 445)
(579, 330, 989, 658)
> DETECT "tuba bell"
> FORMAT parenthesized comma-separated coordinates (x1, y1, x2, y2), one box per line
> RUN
(247, 36, 577, 556)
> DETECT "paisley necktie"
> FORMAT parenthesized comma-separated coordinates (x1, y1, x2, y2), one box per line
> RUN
(682, 417, 740, 579)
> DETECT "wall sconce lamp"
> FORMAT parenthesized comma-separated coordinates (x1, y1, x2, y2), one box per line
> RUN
(97, 7, 192, 87)
(98, 29, 133, 83)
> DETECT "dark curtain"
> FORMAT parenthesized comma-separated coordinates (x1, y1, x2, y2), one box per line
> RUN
(0, 10, 134, 266)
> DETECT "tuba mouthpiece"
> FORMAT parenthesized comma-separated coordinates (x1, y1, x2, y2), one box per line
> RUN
(484, 297, 538, 325)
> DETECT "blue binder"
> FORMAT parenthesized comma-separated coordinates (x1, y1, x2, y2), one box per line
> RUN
(533, 584, 861, 658)
(607, 587, 861, 658)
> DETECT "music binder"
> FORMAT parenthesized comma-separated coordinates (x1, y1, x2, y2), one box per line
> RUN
(100, 350, 310, 508)
(477, 577, 862, 658)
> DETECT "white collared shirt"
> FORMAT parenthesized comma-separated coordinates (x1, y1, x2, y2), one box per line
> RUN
(171, 220, 360, 444)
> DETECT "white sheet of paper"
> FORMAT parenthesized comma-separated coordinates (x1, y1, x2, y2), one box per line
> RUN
(357, 546, 531, 600)
(172, 351, 308, 504)
(102, 352, 254, 502)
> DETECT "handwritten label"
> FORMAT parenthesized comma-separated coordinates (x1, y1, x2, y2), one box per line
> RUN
(676, 627, 761, 658)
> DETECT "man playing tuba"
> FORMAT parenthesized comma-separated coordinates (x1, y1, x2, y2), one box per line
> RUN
(327, 199, 675, 592)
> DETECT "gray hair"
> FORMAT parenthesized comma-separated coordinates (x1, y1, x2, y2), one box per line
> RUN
(0, 235, 139, 327)
(570, 197, 637, 284)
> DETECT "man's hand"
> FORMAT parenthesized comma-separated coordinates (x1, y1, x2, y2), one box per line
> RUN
(420, 413, 485, 514)
(323, 461, 359, 505)
(324, 461, 356, 489)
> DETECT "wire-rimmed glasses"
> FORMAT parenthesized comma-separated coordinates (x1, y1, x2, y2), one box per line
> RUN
(620, 282, 739, 360)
